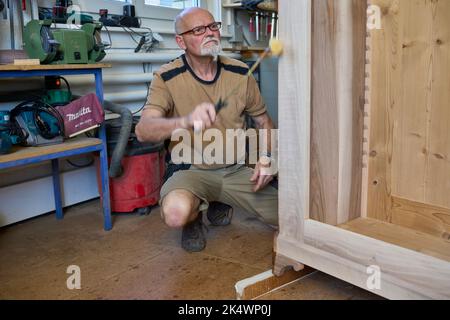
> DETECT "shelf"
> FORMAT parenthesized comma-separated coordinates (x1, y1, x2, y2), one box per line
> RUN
(223, 47, 267, 52)
(339, 218, 450, 262)
(222, 2, 278, 13)
(0, 137, 102, 166)
(0, 65, 112, 230)
(0, 63, 111, 71)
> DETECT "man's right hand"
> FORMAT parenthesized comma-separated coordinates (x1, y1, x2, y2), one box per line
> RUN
(183, 102, 216, 131)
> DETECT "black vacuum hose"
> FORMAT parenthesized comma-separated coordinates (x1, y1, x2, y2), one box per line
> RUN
(71, 95, 132, 178)
(102, 100, 133, 178)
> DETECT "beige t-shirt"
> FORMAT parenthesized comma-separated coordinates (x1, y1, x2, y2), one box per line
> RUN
(144, 54, 267, 168)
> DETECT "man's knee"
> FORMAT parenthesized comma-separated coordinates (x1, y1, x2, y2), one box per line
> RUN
(161, 190, 200, 228)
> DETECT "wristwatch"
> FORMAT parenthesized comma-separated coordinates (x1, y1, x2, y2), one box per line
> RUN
(259, 151, 272, 166)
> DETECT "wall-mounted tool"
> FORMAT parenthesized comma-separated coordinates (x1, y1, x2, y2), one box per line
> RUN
(98, 5, 140, 28)
(255, 11, 259, 41)
(270, 12, 275, 39)
(249, 15, 255, 33)
(23, 19, 106, 64)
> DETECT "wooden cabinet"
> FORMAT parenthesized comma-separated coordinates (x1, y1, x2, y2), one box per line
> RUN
(275, 0, 450, 299)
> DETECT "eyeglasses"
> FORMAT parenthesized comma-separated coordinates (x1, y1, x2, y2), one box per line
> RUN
(178, 22, 222, 36)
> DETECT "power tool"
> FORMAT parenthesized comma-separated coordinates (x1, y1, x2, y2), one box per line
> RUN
(10, 99, 64, 147)
(0, 111, 25, 154)
(0, 111, 13, 154)
(23, 19, 106, 64)
(99, 5, 140, 28)
(43, 76, 72, 106)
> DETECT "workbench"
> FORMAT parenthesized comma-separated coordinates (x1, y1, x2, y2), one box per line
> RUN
(0, 63, 112, 231)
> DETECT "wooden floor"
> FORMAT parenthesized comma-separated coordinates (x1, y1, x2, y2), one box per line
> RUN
(0, 200, 381, 300)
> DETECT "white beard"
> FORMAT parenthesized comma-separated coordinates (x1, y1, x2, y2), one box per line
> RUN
(200, 39, 222, 61)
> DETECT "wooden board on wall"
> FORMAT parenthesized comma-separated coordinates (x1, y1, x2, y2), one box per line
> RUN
(310, 0, 366, 225)
(366, 0, 450, 240)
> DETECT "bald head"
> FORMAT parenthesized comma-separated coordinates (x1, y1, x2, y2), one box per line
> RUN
(174, 7, 215, 35)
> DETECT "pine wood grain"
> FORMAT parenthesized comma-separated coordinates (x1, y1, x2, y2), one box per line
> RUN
(391, 196, 450, 241)
(310, 0, 366, 225)
(339, 217, 450, 262)
(277, 0, 311, 240)
(367, 0, 450, 226)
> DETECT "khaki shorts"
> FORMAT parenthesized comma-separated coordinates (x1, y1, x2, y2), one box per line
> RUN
(160, 164, 278, 226)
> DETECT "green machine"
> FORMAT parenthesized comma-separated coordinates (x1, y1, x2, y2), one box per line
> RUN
(23, 20, 106, 64)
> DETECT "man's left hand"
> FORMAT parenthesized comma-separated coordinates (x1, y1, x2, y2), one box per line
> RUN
(250, 161, 274, 192)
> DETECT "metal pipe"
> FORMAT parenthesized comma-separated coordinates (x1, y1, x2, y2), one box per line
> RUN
(67, 73, 154, 86)
(103, 52, 241, 63)
(9, 0, 15, 50)
(104, 90, 148, 103)
(103, 52, 183, 64)
(18, 0, 25, 49)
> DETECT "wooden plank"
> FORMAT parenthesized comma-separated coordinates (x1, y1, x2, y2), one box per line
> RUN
(349, 0, 368, 221)
(361, 10, 372, 218)
(277, 0, 311, 240)
(13, 59, 40, 66)
(273, 251, 305, 276)
(0, 50, 28, 64)
(391, 0, 433, 204)
(310, 0, 340, 225)
(367, 0, 450, 220)
(277, 236, 434, 300)
(235, 267, 316, 300)
(391, 196, 450, 241)
(0, 63, 111, 71)
(426, 0, 450, 209)
(340, 217, 450, 262)
(310, 0, 366, 225)
(366, 0, 400, 222)
(0, 137, 102, 164)
(278, 219, 450, 299)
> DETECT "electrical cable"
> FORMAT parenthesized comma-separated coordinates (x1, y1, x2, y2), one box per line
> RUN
(10, 98, 65, 140)
(58, 76, 71, 96)
(103, 25, 112, 50)
(132, 62, 152, 116)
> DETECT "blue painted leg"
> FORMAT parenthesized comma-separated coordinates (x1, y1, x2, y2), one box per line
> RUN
(52, 159, 64, 220)
(95, 69, 112, 231)
(99, 141, 112, 231)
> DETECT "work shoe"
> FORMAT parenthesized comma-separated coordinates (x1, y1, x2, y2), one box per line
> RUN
(206, 202, 233, 226)
(181, 213, 206, 253)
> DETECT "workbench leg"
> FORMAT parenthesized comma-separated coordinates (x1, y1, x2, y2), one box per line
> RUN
(52, 159, 63, 220)
(95, 69, 112, 231)
(99, 146, 112, 231)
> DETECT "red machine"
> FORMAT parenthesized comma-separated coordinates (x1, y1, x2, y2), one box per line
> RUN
(96, 117, 166, 214)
